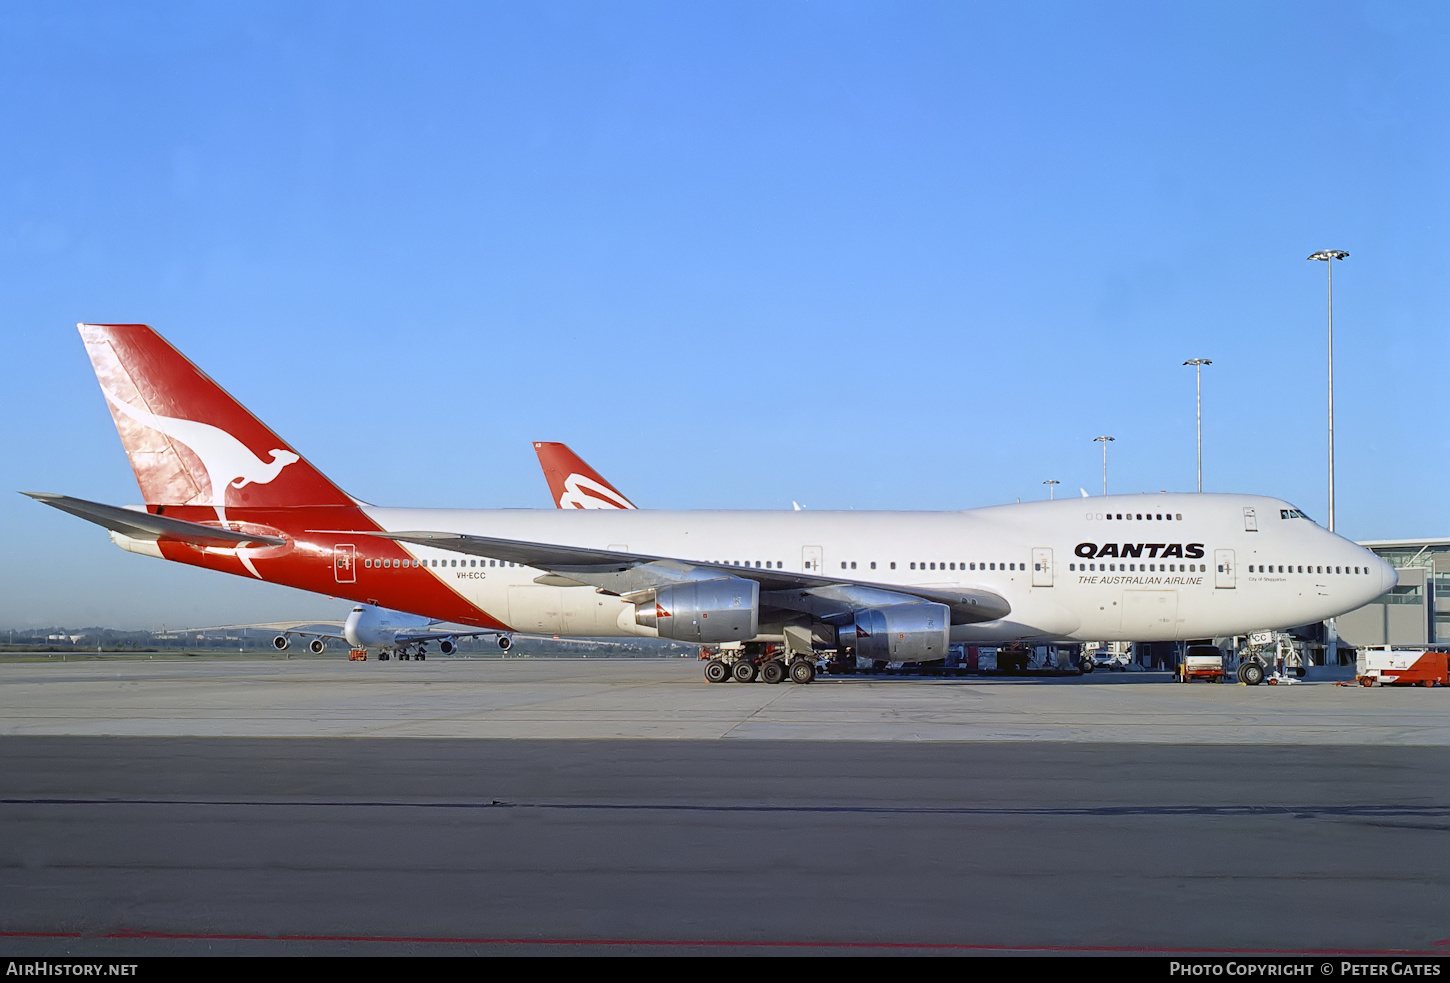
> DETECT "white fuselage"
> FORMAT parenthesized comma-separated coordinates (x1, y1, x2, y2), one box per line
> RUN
(360, 493, 1395, 643)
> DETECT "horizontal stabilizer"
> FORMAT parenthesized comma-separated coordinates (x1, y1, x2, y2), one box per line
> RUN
(24, 492, 286, 548)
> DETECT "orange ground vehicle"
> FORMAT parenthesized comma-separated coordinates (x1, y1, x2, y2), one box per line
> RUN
(1355, 649, 1448, 687)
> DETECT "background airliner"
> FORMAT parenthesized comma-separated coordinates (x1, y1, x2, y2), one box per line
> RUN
(177, 606, 512, 661)
(28, 323, 1395, 683)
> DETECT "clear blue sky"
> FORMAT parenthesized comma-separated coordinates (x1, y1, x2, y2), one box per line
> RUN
(2, 1, 1446, 628)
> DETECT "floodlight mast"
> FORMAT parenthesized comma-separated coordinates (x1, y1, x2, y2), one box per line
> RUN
(1043, 479, 1060, 501)
(1307, 249, 1348, 532)
(1183, 359, 1212, 492)
(1092, 436, 1114, 496)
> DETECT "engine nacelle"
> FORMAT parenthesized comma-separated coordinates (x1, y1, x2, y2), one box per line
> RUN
(837, 602, 950, 663)
(439, 638, 456, 655)
(635, 578, 759, 643)
(497, 635, 512, 651)
(308, 638, 326, 654)
(272, 635, 290, 651)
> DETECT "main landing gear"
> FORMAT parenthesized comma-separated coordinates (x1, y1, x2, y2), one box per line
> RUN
(376, 645, 428, 662)
(703, 642, 816, 685)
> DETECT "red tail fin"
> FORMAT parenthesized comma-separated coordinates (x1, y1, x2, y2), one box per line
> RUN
(532, 441, 636, 510)
(79, 323, 353, 510)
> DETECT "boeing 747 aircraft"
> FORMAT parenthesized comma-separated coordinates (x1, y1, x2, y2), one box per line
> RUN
(28, 323, 1395, 683)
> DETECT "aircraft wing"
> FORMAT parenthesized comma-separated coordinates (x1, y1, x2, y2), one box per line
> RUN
(25, 492, 287, 548)
(322, 529, 1010, 625)
(169, 620, 343, 633)
(213, 626, 347, 640)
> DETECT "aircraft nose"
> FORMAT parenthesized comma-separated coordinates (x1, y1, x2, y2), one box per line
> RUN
(1378, 557, 1398, 596)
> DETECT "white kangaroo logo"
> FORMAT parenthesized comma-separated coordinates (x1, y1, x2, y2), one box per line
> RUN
(558, 473, 634, 510)
(102, 388, 300, 513)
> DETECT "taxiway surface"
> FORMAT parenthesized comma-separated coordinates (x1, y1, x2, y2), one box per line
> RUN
(2, 657, 1446, 743)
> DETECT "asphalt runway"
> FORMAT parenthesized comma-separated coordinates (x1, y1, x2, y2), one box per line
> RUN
(3, 737, 1448, 956)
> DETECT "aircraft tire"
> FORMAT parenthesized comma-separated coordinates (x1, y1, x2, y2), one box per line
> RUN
(378, 652, 390, 661)
(789, 659, 815, 684)
(732, 660, 758, 684)
(761, 660, 786, 685)
(1241, 662, 1264, 686)
(704, 660, 729, 684)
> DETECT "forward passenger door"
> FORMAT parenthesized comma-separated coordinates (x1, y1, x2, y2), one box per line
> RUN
(1032, 548, 1053, 587)
(333, 544, 356, 584)
(1215, 549, 1236, 589)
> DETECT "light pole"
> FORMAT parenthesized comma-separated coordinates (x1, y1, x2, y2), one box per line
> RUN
(1093, 436, 1114, 496)
(1043, 479, 1059, 500)
(1307, 249, 1348, 532)
(1309, 249, 1348, 669)
(1182, 359, 1212, 492)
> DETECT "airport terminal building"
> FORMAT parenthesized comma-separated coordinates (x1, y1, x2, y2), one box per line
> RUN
(1338, 538, 1450, 648)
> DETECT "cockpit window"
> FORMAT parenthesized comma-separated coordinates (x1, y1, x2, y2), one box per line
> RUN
(1280, 508, 1310, 520)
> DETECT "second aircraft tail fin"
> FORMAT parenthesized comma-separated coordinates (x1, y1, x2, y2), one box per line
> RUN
(532, 441, 636, 510)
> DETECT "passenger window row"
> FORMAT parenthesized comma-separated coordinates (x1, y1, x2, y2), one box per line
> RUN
(1071, 563, 1205, 573)
(364, 558, 520, 569)
(910, 561, 1021, 572)
(1248, 564, 1370, 575)
(1094, 512, 1183, 521)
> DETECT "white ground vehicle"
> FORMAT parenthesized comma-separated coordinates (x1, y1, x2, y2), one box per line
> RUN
(1092, 649, 1131, 671)
(1178, 648, 1226, 683)
(1080, 641, 1131, 672)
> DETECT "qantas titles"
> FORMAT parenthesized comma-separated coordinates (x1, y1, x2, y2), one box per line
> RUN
(1075, 542, 1206, 559)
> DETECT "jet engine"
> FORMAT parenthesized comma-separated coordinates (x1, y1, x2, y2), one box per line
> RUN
(308, 638, 325, 654)
(272, 635, 290, 651)
(635, 578, 759, 643)
(497, 635, 512, 651)
(439, 638, 456, 655)
(836, 602, 950, 663)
